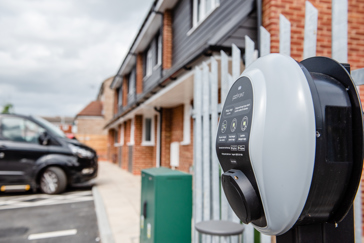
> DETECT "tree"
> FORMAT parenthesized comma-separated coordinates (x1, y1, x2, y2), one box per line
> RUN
(2, 103, 13, 114)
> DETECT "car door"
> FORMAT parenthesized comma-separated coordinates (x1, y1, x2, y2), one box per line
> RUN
(0, 116, 48, 185)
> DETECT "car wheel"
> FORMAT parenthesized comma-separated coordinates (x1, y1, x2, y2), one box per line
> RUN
(40, 167, 67, 194)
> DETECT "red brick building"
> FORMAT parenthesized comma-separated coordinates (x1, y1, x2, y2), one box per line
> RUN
(105, 0, 364, 179)
(75, 76, 115, 160)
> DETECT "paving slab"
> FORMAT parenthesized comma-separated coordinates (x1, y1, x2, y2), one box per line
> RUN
(94, 161, 141, 243)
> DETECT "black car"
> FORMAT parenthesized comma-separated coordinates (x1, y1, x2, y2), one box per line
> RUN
(0, 113, 98, 194)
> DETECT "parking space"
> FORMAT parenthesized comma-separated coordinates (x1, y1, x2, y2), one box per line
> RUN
(0, 186, 99, 243)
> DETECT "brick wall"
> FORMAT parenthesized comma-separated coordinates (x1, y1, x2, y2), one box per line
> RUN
(103, 77, 115, 122)
(262, 0, 364, 102)
(132, 115, 154, 175)
(76, 117, 106, 135)
(113, 89, 118, 115)
(262, 0, 364, 232)
(160, 104, 193, 173)
(163, 9, 173, 69)
(122, 76, 128, 107)
(77, 134, 108, 160)
(122, 120, 131, 171)
(107, 129, 117, 163)
(161, 108, 172, 168)
(179, 117, 194, 173)
(153, 115, 158, 167)
(136, 54, 143, 94)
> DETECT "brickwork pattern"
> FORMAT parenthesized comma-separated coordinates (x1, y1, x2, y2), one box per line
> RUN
(262, 0, 364, 103)
(159, 104, 193, 173)
(122, 76, 128, 107)
(161, 108, 172, 168)
(179, 117, 194, 173)
(77, 134, 108, 160)
(163, 9, 173, 70)
(136, 54, 143, 94)
(262, 0, 364, 231)
(113, 90, 118, 115)
(108, 129, 117, 163)
(76, 118, 106, 135)
(132, 115, 154, 175)
(122, 120, 131, 171)
(102, 77, 115, 122)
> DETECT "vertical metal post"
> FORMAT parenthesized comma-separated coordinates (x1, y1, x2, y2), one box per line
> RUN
(220, 51, 231, 235)
(202, 62, 211, 243)
(303, 1, 318, 59)
(280, 14, 291, 56)
(260, 26, 271, 57)
(210, 57, 220, 221)
(232, 44, 241, 80)
(332, 0, 348, 63)
(245, 35, 255, 67)
(193, 67, 203, 243)
(221, 51, 229, 105)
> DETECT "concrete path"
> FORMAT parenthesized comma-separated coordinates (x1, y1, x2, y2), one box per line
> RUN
(94, 161, 141, 243)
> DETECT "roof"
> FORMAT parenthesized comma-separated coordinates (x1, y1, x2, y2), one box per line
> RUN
(77, 101, 103, 117)
(110, 0, 179, 89)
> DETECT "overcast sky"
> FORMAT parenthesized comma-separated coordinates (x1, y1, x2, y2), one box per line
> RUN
(0, 0, 153, 117)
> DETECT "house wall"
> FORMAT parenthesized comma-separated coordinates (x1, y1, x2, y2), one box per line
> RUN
(143, 34, 163, 93)
(163, 9, 173, 70)
(107, 129, 117, 163)
(76, 117, 108, 159)
(172, 0, 255, 67)
(122, 120, 131, 170)
(159, 104, 193, 173)
(132, 115, 155, 175)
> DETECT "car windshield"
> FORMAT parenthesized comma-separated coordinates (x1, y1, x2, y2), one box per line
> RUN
(31, 116, 66, 138)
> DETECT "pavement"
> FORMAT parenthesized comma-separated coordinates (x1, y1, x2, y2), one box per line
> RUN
(93, 161, 141, 243)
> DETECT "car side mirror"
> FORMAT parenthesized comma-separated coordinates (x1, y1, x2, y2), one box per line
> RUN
(38, 131, 49, 146)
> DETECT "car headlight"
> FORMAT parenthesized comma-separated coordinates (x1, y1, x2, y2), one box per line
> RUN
(68, 144, 93, 159)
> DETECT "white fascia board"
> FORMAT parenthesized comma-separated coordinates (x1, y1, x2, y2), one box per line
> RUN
(118, 14, 161, 78)
(133, 14, 162, 53)
(116, 0, 178, 78)
(155, 0, 179, 12)
(118, 55, 136, 77)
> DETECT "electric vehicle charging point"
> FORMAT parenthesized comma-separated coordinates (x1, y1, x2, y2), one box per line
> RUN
(216, 54, 363, 242)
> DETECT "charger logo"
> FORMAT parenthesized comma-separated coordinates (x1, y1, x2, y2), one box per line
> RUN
(232, 92, 244, 101)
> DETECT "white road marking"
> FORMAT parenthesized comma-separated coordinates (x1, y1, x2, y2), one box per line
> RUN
(28, 229, 77, 240)
(0, 190, 93, 210)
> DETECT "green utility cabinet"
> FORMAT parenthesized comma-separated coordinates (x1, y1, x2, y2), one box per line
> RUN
(140, 167, 192, 243)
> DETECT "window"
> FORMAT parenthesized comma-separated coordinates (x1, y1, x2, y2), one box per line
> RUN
(118, 87, 122, 107)
(120, 125, 124, 145)
(142, 116, 154, 146)
(1, 117, 45, 144)
(145, 47, 153, 77)
(191, 0, 220, 30)
(114, 129, 118, 144)
(129, 69, 135, 96)
(155, 34, 162, 67)
(128, 118, 135, 145)
(181, 103, 191, 145)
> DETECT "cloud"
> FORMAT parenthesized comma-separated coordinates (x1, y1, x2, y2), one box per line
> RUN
(0, 0, 153, 117)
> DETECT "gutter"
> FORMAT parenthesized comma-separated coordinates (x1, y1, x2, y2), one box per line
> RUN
(154, 107, 162, 167)
(104, 44, 214, 129)
(256, 0, 262, 56)
(110, 0, 159, 89)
